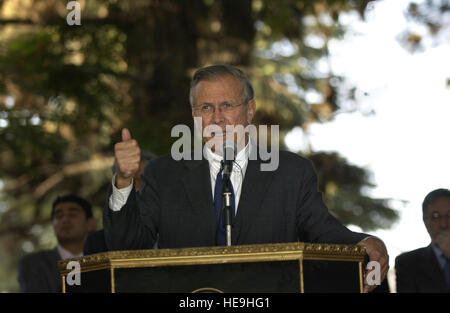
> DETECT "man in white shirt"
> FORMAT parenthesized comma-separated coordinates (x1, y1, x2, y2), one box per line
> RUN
(18, 194, 95, 292)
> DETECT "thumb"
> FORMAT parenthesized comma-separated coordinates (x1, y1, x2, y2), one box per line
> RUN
(121, 128, 131, 141)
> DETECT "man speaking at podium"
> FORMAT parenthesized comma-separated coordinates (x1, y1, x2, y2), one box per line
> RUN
(103, 64, 388, 292)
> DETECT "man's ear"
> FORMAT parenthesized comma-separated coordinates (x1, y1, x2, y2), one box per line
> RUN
(247, 99, 256, 124)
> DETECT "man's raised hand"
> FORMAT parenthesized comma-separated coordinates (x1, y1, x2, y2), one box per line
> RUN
(114, 128, 141, 189)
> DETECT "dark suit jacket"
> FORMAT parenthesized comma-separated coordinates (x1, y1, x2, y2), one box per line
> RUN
(83, 229, 108, 255)
(395, 244, 449, 293)
(18, 248, 61, 293)
(104, 149, 368, 250)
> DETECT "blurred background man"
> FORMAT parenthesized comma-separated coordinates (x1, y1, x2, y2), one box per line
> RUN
(395, 188, 450, 292)
(18, 195, 94, 292)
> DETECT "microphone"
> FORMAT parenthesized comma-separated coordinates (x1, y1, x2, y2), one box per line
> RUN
(222, 141, 237, 179)
(221, 141, 236, 246)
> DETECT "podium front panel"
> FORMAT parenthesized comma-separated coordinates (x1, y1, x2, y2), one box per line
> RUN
(59, 242, 367, 293)
(114, 260, 300, 293)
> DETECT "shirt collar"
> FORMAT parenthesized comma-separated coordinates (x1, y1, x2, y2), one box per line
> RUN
(204, 139, 252, 173)
(57, 245, 83, 260)
(430, 242, 447, 269)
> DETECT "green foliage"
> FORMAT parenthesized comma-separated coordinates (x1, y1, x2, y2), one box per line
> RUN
(398, 0, 450, 52)
(308, 152, 401, 231)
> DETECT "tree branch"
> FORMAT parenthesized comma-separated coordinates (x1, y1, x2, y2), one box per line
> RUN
(32, 154, 115, 200)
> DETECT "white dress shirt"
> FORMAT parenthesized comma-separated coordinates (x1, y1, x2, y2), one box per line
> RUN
(204, 141, 250, 212)
(109, 141, 252, 213)
(57, 245, 83, 260)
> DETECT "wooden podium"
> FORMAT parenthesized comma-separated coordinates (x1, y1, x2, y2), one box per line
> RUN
(58, 242, 367, 293)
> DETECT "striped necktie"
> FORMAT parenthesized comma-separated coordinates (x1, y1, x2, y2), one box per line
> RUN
(213, 165, 236, 246)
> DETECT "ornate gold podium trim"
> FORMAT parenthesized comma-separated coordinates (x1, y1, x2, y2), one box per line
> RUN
(58, 242, 367, 293)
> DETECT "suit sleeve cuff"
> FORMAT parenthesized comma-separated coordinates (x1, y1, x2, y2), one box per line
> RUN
(109, 174, 133, 212)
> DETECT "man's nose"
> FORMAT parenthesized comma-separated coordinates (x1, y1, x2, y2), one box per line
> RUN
(212, 106, 225, 124)
(60, 214, 73, 223)
(439, 216, 448, 229)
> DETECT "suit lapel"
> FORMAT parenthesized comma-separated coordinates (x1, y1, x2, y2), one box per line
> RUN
(232, 155, 274, 244)
(181, 157, 216, 226)
(51, 248, 62, 291)
(52, 247, 61, 261)
(421, 244, 448, 291)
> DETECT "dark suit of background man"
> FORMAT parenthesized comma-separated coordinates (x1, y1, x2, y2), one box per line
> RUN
(18, 195, 94, 292)
(104, 64, 389, 293)
(395, 188, 450, 292)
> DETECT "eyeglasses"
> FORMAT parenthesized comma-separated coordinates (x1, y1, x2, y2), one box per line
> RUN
(424, 212, 450, 222)
(193, 102, 244, 117)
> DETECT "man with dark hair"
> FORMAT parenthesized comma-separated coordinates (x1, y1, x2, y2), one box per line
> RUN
(18, 195, 95, 292)
(395, 188, 450, 292)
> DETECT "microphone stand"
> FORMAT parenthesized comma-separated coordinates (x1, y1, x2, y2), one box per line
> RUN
(222, 162, 233, 246)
